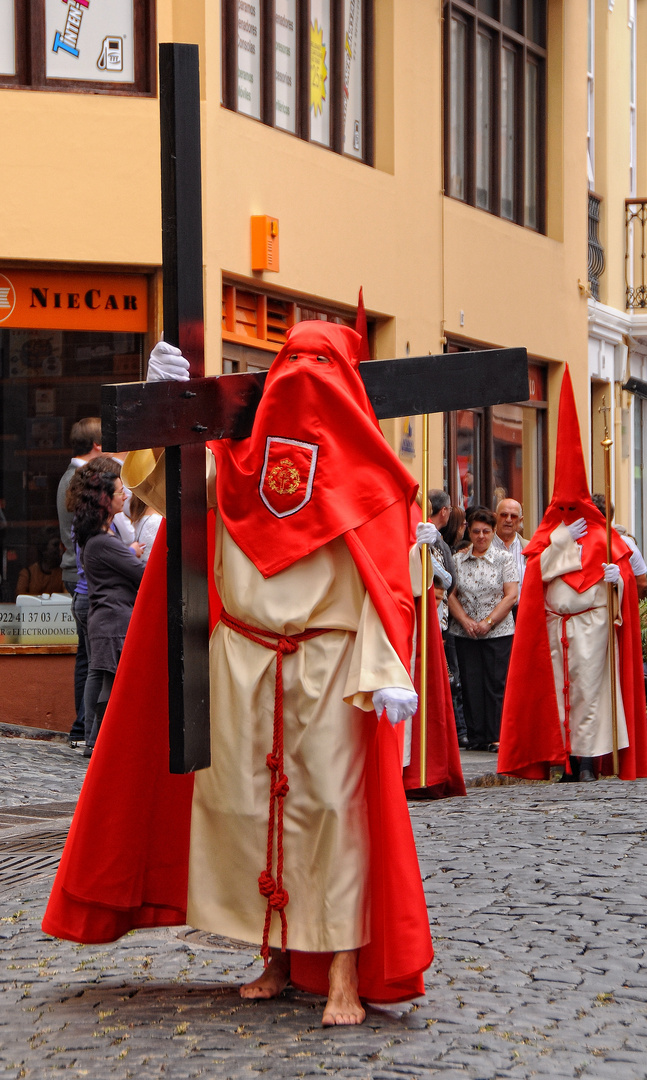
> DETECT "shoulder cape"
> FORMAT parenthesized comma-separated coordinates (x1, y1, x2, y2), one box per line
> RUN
(42, 505, 433, 1004)
(498, 551, 647, 780)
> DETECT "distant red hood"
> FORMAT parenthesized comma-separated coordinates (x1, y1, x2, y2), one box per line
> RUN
(524, 365, 628, 591)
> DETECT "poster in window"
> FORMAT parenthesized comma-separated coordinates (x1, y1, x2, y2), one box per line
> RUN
(0, 0, 15, 75)
(34, 389, 56, 416)
(45, 0, 134, 83)
(9, 331, 63, 378)
(343, 0, 363, 159)
(310, 0, 330, 147)
(275, 0, 297, 133)
(237, 1, 262, 120)
(26, 417, 64, 450)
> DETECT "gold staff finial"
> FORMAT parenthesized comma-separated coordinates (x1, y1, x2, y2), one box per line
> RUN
(599, 395, 613, 446)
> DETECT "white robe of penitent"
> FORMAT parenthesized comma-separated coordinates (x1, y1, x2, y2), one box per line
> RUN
(123, 448, 414, 953)
(541, 524, 629, 759)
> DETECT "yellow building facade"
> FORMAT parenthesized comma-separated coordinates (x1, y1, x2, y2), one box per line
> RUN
(0, 0, 638, 730)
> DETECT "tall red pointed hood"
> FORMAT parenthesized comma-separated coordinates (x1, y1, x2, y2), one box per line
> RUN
(523, 364, 628, 591)
(551, 365, 591, 504)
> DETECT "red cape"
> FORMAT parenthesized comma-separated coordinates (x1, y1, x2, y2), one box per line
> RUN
(403, 505, 465, 798)
(43, 510, 433, 1003)
(498, 548, 647, 780)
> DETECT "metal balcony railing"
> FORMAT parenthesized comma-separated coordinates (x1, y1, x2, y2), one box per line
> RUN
(626, 198, 647, 309)
(588, 191, 605, 301)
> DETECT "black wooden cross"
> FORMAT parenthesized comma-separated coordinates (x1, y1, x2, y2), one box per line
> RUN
(101, 44, 529, 776)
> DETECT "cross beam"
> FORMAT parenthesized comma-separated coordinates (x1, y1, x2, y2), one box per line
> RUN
(102, 347, 529, 451)
(101, 43, 529, 775)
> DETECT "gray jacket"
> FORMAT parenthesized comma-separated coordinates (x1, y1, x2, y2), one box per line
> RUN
(56, 461, 78, 586)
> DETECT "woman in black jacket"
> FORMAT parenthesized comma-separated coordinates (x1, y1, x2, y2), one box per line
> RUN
(73, 468, 144, 757)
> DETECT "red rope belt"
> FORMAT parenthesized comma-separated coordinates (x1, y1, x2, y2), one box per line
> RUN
(219, 608, 331, 962)
(546, 604, 596, 772)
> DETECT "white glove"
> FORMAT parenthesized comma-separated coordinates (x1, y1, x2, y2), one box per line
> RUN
(416, 521, 439, 548)
(146, 341, 190, 382)
(431, 556, 452, 590)
(603, 562, 621, 584)
(372, 687, 419, 726)
(566, 517, 588, 542)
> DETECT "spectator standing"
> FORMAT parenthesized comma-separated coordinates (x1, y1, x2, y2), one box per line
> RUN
(66, 456, 131, 747)
(448, 508, 518, 751)
(441, 505, 467, 551)
(73, 468, 144, 758)
(492, 498, 529, 613)
(56, 418, 103, 746)
(128, 494, 163, 564)
(424, 491, 469, 749)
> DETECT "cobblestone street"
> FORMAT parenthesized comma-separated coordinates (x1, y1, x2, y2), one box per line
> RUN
(2, 737, 647, 1079)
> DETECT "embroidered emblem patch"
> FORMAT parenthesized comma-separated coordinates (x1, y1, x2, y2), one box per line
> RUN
(259, 437, 318, 518)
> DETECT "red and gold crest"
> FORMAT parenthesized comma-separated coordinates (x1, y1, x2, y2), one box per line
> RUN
(259, 437, 318, 518)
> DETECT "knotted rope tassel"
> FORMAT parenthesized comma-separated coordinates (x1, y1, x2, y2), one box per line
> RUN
(548, 606, 596, 774)
(219, 609, 330, 962)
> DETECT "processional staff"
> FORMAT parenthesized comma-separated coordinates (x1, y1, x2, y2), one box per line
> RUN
(419, 414, 431, 788)
(600, 396, 620, 777)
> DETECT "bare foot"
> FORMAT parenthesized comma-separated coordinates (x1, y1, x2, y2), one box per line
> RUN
(322, 950, 366, 1026)
(240, 950, 291, 1000)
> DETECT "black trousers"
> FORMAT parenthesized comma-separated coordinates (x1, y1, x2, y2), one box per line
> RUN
(443, 631, 467, 741)
(454, 634, 513, 748)
(69, 590, 89, 740)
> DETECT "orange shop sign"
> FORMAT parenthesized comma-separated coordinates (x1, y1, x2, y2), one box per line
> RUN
(0, 269, 148, 332)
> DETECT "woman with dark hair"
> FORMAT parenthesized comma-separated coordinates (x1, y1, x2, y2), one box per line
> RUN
(439, 504, 469, 747)
(73, 467, 144, 757)
(448, 507, 518, 751)
(440, 505, 467, 552)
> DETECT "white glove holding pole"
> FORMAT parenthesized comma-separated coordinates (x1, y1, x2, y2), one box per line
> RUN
(602, 562, 621, 584)
(416, 521, 439, 548)
(566, 517, 588, 542)
(146, 341, 190, 382)
(372, 687, 419, 726)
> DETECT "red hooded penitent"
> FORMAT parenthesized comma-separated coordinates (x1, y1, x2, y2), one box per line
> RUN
(42, 321, 435, 1003)
(498, 365, 647, 780)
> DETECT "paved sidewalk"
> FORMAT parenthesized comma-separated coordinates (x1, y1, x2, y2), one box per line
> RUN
(1, 737, 647, 1078)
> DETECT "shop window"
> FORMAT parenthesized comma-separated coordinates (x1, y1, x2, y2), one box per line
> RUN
(0, 328, 145, 621)
(492, 402, 523, 504)
(444, 342, 547, 534)
(443, 0, 546, 230)
(221, 0, 374, 163)
(0, 0, 156, 94)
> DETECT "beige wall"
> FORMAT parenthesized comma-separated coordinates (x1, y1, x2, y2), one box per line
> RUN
(0, 0, 596, 499)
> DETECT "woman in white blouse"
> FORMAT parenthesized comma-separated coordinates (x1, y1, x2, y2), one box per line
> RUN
(128, 494, 163, 565)
(448, 508, 519, 752)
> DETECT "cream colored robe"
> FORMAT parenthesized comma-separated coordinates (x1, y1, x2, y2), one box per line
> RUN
(123, 449, 414, 953)
(541, 524, 628, 758)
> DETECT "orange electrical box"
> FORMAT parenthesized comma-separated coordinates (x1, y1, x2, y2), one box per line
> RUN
(251, 215, 279, 272)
